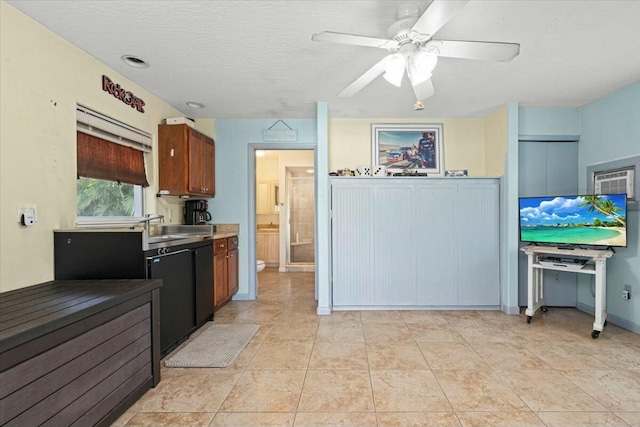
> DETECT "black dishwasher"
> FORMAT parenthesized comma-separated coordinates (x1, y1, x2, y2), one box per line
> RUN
(147, 248, 194, 356)
(54, 230, 214, 356)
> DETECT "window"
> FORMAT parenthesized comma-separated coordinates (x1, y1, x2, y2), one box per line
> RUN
(76, 105, 151, 222)
(77, 177, 144, 217)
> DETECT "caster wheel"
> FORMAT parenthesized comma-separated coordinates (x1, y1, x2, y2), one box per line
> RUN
(541, 306, 548, 313)
(591, 330, 600, 339)
(526, 316, 532, 324)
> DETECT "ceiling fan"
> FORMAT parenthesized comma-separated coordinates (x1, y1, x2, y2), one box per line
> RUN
(312, 0, 520, 102)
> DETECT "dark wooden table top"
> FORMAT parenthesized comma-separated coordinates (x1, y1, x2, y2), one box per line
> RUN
(0, 279, 162, 354)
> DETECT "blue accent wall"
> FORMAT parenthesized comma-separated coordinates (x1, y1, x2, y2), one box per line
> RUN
(578, 82, 640, 330)
(211, 119, 317, 297)
(519, 107, 580, 136)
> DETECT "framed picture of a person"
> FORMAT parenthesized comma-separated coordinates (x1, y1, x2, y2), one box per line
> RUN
(371, 124, 444, 175)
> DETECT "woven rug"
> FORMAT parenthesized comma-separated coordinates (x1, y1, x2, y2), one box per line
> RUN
(164, 324, 260, 368)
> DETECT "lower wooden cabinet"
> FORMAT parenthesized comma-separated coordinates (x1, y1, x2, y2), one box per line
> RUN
(214, 236, 239, 310)
(228, 248, 239, 296)
(257, 231, 279, 267)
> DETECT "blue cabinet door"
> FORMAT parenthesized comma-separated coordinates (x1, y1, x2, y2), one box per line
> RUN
(518, 141, 578, 307)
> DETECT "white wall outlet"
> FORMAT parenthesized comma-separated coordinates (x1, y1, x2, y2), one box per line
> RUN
(17, 204, 38, 224)
(623, 285, 631, 300)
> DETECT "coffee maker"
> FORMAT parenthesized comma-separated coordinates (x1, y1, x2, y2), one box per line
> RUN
(184, 200, 211, 225)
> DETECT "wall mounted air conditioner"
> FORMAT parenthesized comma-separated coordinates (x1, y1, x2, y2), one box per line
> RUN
(594, 168, 635, 199)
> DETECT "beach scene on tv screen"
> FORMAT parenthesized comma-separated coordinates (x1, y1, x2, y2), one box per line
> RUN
(520, 194, 627, 247)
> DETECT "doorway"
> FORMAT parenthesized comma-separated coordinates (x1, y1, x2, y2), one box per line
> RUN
(249, 146, 317, 299)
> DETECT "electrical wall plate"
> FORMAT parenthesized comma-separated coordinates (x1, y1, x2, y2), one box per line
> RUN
(17, 204, 38, 223)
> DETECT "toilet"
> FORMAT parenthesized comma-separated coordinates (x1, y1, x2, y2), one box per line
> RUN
(256, 260, 265, 273)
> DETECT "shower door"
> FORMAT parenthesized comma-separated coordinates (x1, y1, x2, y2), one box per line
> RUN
(286, 167, 315, 267)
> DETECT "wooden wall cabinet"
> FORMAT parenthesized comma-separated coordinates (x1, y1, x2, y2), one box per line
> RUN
(158, 124, 215, 197)
(214, 236, 239, 310)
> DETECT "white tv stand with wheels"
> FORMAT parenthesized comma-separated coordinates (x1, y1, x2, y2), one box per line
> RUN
(520, 245, 614, 339)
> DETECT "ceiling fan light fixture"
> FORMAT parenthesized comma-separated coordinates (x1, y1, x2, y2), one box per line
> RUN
(383, 54, 406, 87)
(408, 50, 438, 85)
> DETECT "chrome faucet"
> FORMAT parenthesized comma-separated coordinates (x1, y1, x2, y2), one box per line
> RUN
(141, 214, 164, 233)
(142, 214, 165, 223)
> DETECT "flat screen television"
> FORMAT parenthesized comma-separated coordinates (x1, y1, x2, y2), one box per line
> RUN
(519, 194, 627, 247)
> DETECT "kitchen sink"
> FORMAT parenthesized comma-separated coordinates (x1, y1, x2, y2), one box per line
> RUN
(146, 225, 214, 250)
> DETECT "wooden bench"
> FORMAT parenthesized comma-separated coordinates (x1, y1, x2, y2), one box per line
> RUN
(0, 279, 162, 427)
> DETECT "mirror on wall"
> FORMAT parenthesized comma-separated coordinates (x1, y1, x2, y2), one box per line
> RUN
(257, 180, 279, 214)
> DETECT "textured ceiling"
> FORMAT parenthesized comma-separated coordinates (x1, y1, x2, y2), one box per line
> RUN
(6, 0, 640, 119)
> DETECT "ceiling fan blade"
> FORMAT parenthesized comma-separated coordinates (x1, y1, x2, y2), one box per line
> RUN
(412, 78, 435, 102)
(430, 40, 520, 62)
(338, 55, 393, 98)
(411, 0, 471, 39)
(312, 31, 398, 49)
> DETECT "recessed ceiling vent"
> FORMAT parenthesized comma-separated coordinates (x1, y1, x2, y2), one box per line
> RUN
(121, 55, 149, 68)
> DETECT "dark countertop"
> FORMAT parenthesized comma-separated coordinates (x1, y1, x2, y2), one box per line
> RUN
(0, 279, 162, 354)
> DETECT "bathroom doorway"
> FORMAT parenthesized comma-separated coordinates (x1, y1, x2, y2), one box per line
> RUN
(254, 149, 316, 278)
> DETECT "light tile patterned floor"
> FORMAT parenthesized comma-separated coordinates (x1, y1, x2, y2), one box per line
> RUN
(114, 269, 640, 427)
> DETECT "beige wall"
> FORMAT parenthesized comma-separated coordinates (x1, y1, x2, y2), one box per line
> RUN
(0, 2, 191, 291)
(484, 104, 509, 176)
(328, 118, 487, 176)
(0, 1, 509, 293)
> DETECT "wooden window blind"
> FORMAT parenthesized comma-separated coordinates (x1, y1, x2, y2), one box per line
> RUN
(77, 131, 149, 187)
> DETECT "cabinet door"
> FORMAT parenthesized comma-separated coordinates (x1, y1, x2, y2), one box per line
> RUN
(228, 248, 239, 296)
(194, 244, 214, 324)
(372, 185, 416, 305)
(201, 137, 215, 196)
(256, 234, 267, 261)
(158, 124, 188, 195)
(414, 184, 458, 305)
(456, 182, 500, 306)
(331, 184, 375, 306)
(518, 141, 578, 307)
(266, 234, 280, 265)
(188, 129, 205, 195)
(214, 252, 228, 306)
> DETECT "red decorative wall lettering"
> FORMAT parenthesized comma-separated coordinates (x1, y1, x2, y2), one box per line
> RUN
(102, 75, 145, 113)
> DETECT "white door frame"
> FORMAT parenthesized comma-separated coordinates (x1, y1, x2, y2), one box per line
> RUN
(247, 143, 318, 300)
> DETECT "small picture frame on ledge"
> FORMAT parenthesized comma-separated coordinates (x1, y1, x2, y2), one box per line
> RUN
(445, 169, 468, 177)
